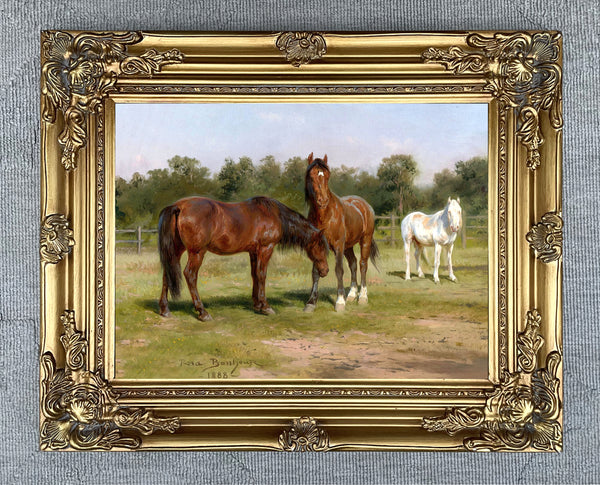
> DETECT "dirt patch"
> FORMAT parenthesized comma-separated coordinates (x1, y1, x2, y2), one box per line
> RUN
(119, 338, 148, 347)
(250, 318, 487, 379)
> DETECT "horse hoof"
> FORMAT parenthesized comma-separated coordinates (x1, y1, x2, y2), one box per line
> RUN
(198, 312, 213, 322)
(346, 294, 356, 302)
(450, 276, 457, 282)
(255, 306, 275, 315)
(160, 311, 172, 318)
(405, 276, 411, 281)
(335, 302, 346, 312)
(434, 279, 440, 284)
(358, 297, 368, 305)
(303, 304, 316, 313)
(418, 273, 425, 278)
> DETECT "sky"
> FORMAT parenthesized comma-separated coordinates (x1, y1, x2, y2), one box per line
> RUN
(116, 102, 488, 185)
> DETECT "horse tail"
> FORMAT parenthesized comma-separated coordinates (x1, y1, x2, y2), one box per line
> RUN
(158, 204, 182, 298)
(369, 239, 380, 271)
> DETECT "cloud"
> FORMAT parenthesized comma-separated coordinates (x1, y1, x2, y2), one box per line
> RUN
(379, 136, 418, 155)
(258, 111, 284, 122)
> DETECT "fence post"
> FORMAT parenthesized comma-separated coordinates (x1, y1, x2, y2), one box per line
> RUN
(390, 214, 397, 246)
(461, 210, 467, 249)
(137, 226, 142, 254)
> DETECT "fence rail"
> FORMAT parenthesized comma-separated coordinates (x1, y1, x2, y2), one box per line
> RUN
(117, 214, 487, 253)
(374, 213, 487, 248)
(116, 227, 157, 254)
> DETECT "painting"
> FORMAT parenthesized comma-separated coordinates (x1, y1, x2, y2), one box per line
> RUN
(114, 102, 489, 380)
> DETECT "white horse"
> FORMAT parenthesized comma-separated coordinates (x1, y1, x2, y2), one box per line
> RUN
(401, 197, 462, 283)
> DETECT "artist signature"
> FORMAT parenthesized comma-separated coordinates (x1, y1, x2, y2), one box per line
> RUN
(178, 357, 262, 378)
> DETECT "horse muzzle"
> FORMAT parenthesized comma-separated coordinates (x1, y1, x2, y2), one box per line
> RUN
(316, 198, 329, 208)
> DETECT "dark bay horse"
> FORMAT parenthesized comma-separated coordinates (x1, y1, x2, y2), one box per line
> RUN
(304, 153, 379, 312)
(158, 196, 329, 321)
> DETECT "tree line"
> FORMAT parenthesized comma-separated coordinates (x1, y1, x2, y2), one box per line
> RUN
(116, 154, 487, 229)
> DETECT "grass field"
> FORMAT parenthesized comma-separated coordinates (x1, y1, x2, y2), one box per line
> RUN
(115, 241, 488, 380)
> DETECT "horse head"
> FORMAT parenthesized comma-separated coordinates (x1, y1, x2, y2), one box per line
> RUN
(307, 228, 329, 277)
(305, 153, 331, 208)
(446, 197, 462, 233)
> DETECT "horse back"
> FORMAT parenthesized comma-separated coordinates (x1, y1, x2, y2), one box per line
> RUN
(174, 197, 280, 254)
(402, 210, 454, 246)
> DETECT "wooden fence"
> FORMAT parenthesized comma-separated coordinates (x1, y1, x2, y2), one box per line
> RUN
(374, 213, 487, 249)
(115, 227, 158, 254)
(116, 214, 487, 253)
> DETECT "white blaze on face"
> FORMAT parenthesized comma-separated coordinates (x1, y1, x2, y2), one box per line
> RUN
(318, 170, 325, 177)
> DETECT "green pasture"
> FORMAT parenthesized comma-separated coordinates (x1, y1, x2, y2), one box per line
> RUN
(115, 240, 489, 380)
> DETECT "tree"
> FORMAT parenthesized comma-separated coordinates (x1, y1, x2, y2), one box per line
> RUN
(425, 156, 488, 215)
(454, 156, 488, 214)
(217, 156, 255, 201)
(168, 155, 201, 182)
(376, 154, 419, 215)
(274, 156, 307, 212)
(255, 155, 282, 194)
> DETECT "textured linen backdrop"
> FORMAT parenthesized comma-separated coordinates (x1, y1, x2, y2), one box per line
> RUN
(1, 1, 598, 483)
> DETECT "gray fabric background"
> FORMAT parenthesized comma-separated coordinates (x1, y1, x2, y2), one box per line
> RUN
(1, 0, 598, 483)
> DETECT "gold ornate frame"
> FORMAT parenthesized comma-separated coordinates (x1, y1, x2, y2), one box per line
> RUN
(40, 31, 562, 451)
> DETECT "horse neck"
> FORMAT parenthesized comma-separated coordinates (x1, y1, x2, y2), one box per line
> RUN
(440, 205, 452, 231)
(308, 187, 336, 220)
(279, 206, 316, 250)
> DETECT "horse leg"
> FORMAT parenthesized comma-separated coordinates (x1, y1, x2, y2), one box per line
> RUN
(447, 244, 457, 282)
(357, 239, 372, 304)
(253, 245, 275, 315)
(433, 243, 442, 283)
(159, 272, 172, 317)
(304, 262, 321, 313)
(344, 247, 358, 302)
(249, 251, 260, 306)
(404, 239, 412, 280)
(159, 247, 184, 317)
(415, 244, 425, 278)
(334, 249, 346, 312)
(183, 249, 211, 321)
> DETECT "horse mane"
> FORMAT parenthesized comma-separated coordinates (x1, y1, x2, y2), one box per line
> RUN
(305, 158, 331, 204)
(250, 197, 328, 253)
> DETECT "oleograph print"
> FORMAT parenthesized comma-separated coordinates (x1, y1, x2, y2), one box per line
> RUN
(114, 102, 489, 380)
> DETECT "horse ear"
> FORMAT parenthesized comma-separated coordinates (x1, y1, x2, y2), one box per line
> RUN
(308, 152, 313, 164)
(448, 196, 451, 203)
(457, 197, 460, 203)
(323, 154, 328, 165)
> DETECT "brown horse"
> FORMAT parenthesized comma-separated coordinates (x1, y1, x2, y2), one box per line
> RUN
(304, 153, 379, 312)
(158, 196, 329, 321)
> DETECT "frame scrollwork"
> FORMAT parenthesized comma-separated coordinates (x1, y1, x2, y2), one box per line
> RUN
(423, 310, 562, 452)
(41, 31, 183, 171)
(40, 311, 180, 450)
(423, 32, 562, 170)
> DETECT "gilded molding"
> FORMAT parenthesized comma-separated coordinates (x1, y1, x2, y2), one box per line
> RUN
(276, 32, 327, 67)
(117, 85, 486, 94)
(423, 32, 562, 170)
(41, 31, 183, 170)
(422, 310, 562, 451)
(118, 388, 487, 398)
(279, 417, 330, 451)
(41, 310, 180, 450)
(40, 214, 75, 265)
(526, 212, 563, 263)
